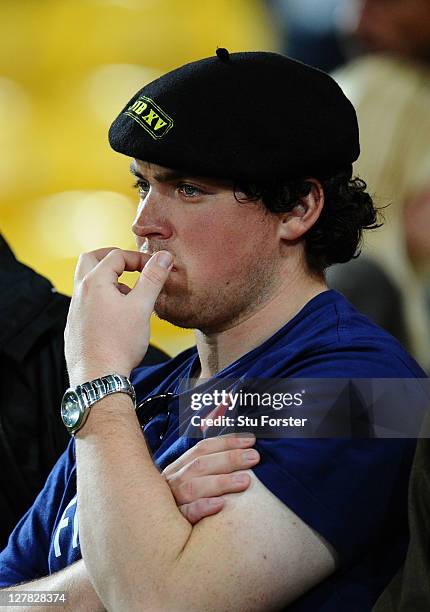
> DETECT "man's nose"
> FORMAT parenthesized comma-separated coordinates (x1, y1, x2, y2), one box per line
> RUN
(132, 194, 173, 242)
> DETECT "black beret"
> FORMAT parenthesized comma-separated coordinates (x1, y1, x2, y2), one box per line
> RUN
(108, 49, 359, 182)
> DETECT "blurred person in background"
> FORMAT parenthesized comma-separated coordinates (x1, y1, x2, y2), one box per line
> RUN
(329, 0, 430, 372)
(344, 0, 430, 61)
(0, 233, 168, 551)
(268, 0, 430, 77)
(266, 0, 348, 72)
(372, 431, 430, 612)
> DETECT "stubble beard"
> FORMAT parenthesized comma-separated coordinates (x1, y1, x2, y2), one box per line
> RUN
(153, 255, 281, 333)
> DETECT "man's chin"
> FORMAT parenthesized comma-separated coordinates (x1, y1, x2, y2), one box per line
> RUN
(153, 295, 197, 330)
(153, 305, 196, 330)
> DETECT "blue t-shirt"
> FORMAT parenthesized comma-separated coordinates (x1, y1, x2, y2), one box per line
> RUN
(0, 290, 426, 611)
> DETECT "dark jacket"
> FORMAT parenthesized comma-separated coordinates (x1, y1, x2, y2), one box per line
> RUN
(373, 434, 430, 612)
(0, 236, 168, 550)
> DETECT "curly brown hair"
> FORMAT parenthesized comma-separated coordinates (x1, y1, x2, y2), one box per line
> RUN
(235, 170, 381, 275)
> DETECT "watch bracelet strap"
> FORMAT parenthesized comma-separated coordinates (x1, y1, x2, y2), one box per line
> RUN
(77, 373, 136, 409)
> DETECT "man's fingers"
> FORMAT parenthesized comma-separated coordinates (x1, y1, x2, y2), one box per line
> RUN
(162, 433, 256, 478)
(134, 251, 173, 312)
(179, 498, 224, 525)
(74, 247, 119, 281)
(95, 249, 147, 282)
(166, 449, 260, 488)
(75, 248, 150, 284)
(173, 471, 252, 505)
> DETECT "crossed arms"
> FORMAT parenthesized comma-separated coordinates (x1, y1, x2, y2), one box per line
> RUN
(2, 432, 336, 611)
(75, 394, 337, 612)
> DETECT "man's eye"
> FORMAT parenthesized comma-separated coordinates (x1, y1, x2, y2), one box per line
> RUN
(178, 184, 203, 197)
(132, 180, 149, 196)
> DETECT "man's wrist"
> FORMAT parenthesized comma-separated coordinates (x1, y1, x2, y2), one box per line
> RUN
(62, 373, 136, 436)
(75, 393, 136, 436)
(75, 393, 135, 439)
(69, 367, 132, 389)
(86, 392, 135, 416)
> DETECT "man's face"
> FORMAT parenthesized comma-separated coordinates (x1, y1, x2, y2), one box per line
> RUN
(130, 160, 284, 332)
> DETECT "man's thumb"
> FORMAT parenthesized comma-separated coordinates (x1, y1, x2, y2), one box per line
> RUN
(136, 250, 173, 306)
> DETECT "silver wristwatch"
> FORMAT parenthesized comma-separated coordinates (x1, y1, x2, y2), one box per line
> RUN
(61, 373, 136, 435)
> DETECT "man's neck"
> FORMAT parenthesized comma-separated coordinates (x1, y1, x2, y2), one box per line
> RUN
(193, 272, 328, 381)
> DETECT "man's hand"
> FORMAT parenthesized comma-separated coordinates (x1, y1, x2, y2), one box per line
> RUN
(65, 248, 172, 387)
(163, 434, 260, 524)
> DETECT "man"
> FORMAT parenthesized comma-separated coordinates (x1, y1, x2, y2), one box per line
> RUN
(0, 50, 425, 611)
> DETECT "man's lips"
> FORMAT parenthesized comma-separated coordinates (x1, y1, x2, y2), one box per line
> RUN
(138, 240, 177, 270)
(139, 248, 177, 271)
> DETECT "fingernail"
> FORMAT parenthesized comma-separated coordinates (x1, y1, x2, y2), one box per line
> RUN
(209, 498, 223, 506)
(242, 450, 259, 462)
(156, 251, 173, 269)
(232, 473, 248, 483)
(238, 435, 256, 446)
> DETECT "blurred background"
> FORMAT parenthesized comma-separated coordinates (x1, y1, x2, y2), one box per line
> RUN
(1, 0, 430, 367)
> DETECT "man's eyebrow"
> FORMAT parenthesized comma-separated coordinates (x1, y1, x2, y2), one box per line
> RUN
(129, 163, 188, 183)
(129, 162, 143, 179)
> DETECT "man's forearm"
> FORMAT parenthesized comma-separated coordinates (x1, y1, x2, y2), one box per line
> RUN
(1, 559, 104, 612)
(76, 394, 192, 611)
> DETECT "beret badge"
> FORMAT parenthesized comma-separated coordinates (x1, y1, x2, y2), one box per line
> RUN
(124, 95, 174, 140)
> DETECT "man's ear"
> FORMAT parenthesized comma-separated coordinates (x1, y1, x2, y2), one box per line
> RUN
(278, 179, 324, 241)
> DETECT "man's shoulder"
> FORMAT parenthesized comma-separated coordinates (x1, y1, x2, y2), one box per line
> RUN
(255, 290, 426, 379)
(320, 292, 425, 377)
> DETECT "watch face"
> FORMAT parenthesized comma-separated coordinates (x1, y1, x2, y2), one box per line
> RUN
(61, 390, 82, 430)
